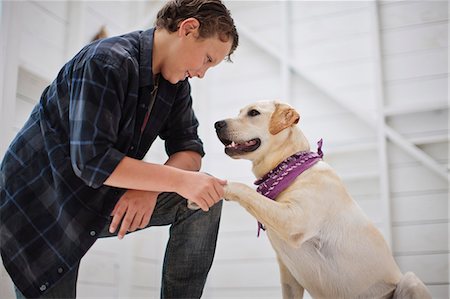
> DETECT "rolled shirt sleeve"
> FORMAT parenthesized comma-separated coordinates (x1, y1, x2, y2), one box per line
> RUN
(159, 81, 205, 157)
(68, 57, 126, 188)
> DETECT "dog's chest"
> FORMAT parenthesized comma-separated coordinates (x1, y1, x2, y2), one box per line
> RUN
(266, 230, 334, 287)
(266, 231, 322, 269)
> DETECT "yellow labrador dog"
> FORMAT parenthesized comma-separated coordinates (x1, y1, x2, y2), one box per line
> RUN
(215, 101, 431, 299)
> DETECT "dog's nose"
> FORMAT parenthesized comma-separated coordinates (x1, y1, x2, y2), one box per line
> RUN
(214, 120, 227, 131)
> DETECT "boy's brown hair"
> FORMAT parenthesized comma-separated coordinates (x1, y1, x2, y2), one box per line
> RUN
(155, 0, 239, 61)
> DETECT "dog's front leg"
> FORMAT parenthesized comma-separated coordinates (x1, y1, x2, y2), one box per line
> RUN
(277, 256, 304, 299)
(224, 182, 310, 247)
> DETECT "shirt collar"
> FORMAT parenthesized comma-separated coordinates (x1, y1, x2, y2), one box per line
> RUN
(139, 28, 156, 88)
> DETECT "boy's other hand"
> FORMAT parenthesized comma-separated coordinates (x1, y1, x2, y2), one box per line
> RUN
(109, 190, 158, 239)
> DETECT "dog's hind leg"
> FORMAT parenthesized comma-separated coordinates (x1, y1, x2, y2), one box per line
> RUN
(278, 256, 304, 299)
(392, 272, 432, 299)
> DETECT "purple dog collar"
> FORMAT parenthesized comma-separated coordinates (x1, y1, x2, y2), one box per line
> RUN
(254, 139, 323, 237)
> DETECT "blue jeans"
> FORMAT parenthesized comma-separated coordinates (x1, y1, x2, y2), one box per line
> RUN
(15, 192, 223, 299)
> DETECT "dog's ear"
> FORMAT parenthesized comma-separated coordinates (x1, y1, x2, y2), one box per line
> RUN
(269, 103, 300, 135)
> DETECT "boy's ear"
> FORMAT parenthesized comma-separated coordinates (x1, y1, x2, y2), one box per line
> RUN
(269, 103, 300, 135)
(178, 18, 200, 37)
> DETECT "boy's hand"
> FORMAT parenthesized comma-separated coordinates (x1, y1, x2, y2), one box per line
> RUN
(177, 172, 227, 212)
(109, 190, 158, 239)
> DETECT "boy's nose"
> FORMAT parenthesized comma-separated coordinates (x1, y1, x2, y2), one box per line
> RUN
(195, 65, 209, 78)
(196, 70, 206, 78)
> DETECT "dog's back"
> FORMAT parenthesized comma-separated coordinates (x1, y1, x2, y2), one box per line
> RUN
(393, 272, 432, 299)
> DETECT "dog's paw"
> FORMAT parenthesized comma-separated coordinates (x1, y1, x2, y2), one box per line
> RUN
(224, 182, 252, 202)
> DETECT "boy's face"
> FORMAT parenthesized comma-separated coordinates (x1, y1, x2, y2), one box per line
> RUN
(162, 19, 233, 84)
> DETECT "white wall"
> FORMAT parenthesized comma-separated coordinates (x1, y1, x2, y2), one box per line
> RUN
(0, 1, 448, 299)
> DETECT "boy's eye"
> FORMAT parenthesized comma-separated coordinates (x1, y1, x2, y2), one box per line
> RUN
(247, 109, 260, 117)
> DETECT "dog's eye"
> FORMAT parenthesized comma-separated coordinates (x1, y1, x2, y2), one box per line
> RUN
(247, 109, 260, 117)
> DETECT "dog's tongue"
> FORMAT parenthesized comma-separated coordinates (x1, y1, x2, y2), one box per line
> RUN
(226, 140, 256, 149)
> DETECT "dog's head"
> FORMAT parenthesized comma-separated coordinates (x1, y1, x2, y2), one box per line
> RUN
(215, 101, 309, 166)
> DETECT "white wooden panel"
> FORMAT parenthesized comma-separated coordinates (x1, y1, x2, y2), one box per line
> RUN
(19, 30, 65, 81)
(392, 223, 448, 253)
(299, 60, 375, 90)
(211, 40, 280, 83)
(203, 286, 282, 299)
(77, 284, 118, 298)
(346, 179, 380, 197)
(86, 1, 130, 30)
(216, 231, 276, 261)
(301, 113, 375, 146)
(384, 75, 448, 108)
(89, 238, 120, 256)
(14, 97, 34, 129)
(426, 284, 450, 299)
(389, 163, 448, 193)
(144, 137, 168, 163)
(227, 2, 281, 29)
(129, 287, 159, 299)
(392, 191, 449, 223)
(131, 227, 169, 261)
(292, 8, 372, 47)
(0, 265, 15, 299)
(388, 141, 448, 166)
(383, 48, 448, 81)
(291, 1, 370, 21)
(333, 89, 377, 118)
(379, 1, 448, 29)
(292, 35, 372, 68)
(131, 260, 160, 288)
(387, 109, 448, 138)
(32, 1, 68, 21)
(78, 254, 117, 285)
(382, 21, 448, 55)
(227, 2, 284, 51)
(207, 259, 280, 288)
(257, 26, 285, 52)
(19, 1, 66, 50)
(84, 8, 127, 43)
(291, 80, 353, 118)
(418, 142, 449, 162)
(206, 78, 283, 118)
(326, 149, 379, 174)
(16, 68, 49, 103)
(127, 1, 159, 29)
(395, 253, 449, 284)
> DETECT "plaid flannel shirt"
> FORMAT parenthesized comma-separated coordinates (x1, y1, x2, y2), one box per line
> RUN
(0, 28, 204, 298)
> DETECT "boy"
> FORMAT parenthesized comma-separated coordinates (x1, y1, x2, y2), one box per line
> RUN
(0, 0, 239, 298)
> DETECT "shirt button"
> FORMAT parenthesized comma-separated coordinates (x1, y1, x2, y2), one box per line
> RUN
(130, 146, 135, 151)
(90, 230, 96, 237)
(57, 267, 64, 274)
(40, 284, 47, 291)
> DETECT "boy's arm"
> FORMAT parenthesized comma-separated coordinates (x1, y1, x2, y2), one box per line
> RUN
(164, 150, 201, 171)
(104, 155, 223, 209)
(106, 151, 214, 239)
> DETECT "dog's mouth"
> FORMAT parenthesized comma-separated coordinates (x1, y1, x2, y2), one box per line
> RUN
(219, 137, 261, 156)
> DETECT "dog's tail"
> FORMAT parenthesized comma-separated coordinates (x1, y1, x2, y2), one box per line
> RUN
(393, 272, 432, 299)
